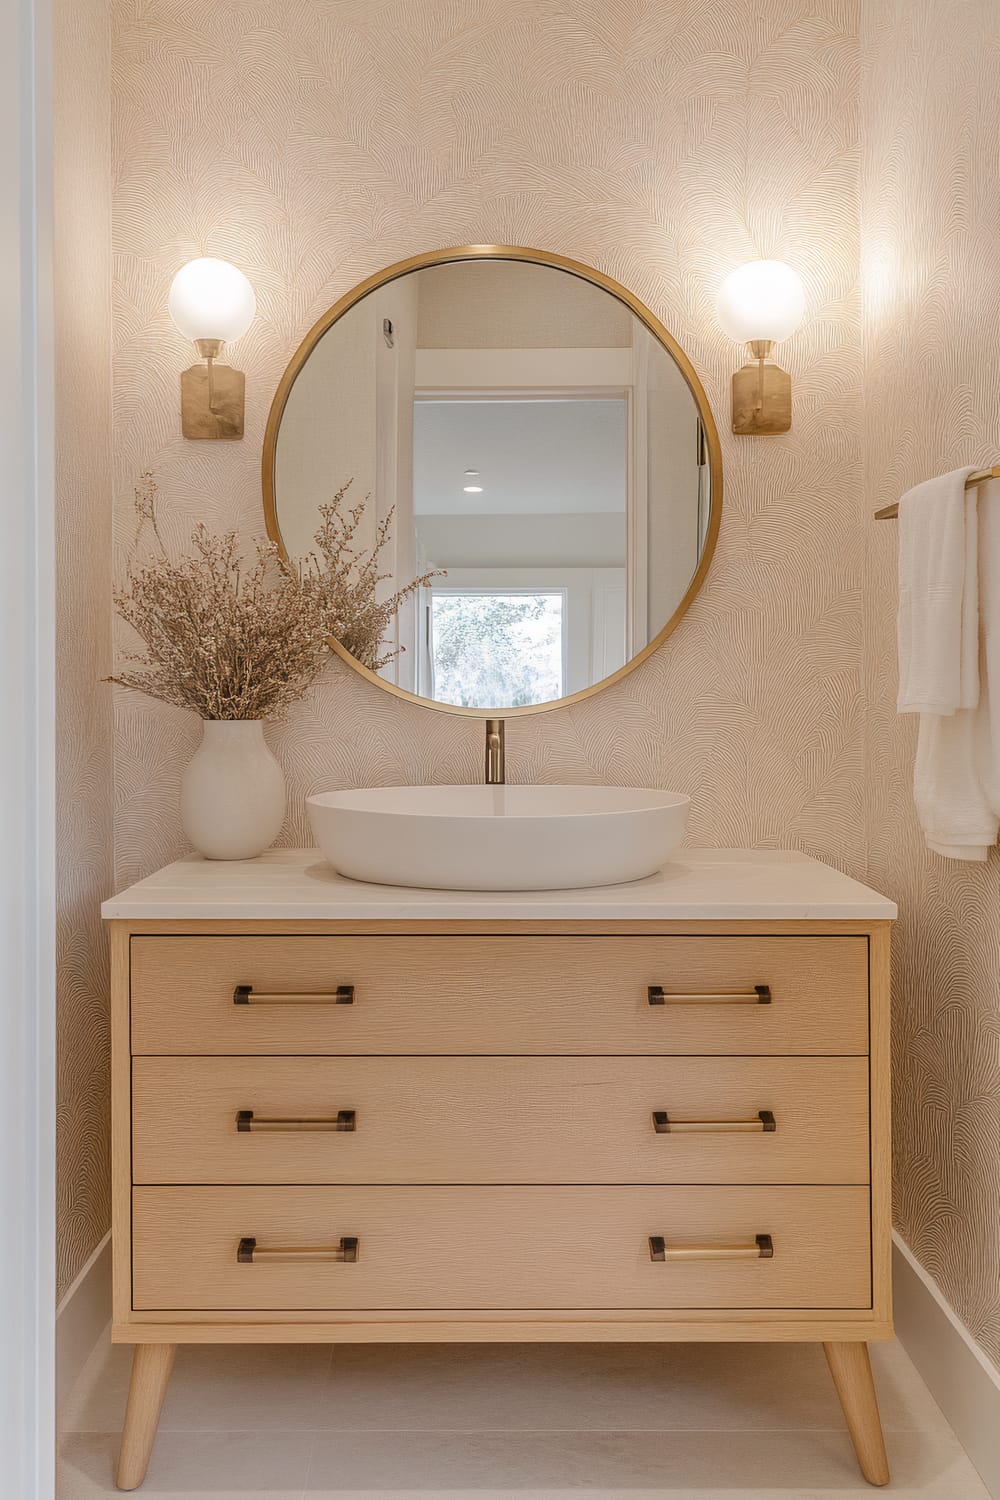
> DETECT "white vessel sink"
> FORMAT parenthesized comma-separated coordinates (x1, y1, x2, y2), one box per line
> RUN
(306, 784, 690, 891)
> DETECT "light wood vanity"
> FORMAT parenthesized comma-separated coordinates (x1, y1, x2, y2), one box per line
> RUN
(103, 847, 895, 1490)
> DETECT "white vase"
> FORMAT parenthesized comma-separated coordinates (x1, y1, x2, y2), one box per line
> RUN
(180, 720, 285, 860)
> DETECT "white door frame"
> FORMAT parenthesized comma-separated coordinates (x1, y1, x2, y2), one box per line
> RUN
(412, 357, 634, 661)
(1, 0, 57, 1494)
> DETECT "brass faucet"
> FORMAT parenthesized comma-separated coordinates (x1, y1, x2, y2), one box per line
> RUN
(485, 719, 505, 785)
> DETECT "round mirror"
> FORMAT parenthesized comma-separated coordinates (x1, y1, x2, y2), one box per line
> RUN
(263, 247, 721, 717)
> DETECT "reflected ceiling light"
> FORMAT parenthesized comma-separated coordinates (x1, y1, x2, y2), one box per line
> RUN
(463, 485, 484, 493)
(716, 259, 804, 435)
(169, 257, 256, 439)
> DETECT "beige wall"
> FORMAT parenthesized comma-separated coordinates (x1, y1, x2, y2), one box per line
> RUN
(54, 0, 114, 1299)
(92, 0, 1000, 1378)
(861, 0, 1000, 1367)
(415, 260, 633, 348)
(110, 0, 863, 893)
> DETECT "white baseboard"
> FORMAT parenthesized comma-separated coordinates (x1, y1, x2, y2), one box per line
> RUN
(893, 1233, 1000, 1497)
(56, 1232, 111, 1409)
(50, 1226, 1000, 1494)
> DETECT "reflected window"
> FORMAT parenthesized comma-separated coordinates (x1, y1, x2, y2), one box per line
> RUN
(428, 591, 565, 708)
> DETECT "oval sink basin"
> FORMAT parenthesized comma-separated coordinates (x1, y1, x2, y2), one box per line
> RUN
(306, 784, 690, 891)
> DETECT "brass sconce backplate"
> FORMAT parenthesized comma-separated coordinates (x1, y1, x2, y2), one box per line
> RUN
(731, 360, 791, 435)
(181, 364, 246, 439)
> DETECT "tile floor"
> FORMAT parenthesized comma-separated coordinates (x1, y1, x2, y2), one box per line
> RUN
(59, 1336, 990, 1498)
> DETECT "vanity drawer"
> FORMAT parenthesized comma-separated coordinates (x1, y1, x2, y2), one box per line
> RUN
(132, 1055, 870, 1186)
(129, 935, 869, 1055)
(131, 1184, 872, 1311)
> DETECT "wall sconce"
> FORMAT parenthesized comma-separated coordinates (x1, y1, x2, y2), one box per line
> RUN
(716, 260, 804, 435)
(169, 258, 256, 439)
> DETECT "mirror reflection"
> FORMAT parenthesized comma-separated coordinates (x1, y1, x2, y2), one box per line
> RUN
(269, 256, 715, 713)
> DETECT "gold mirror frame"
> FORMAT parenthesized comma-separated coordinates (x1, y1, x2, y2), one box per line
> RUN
(262, 244, 723, 719)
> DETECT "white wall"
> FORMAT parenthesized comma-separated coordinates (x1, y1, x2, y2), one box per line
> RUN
(0, 0, 57, 1492)
(374, 278, 419, 686)
(416, 511, 625, 569)
(274, 298, 378, 559)
(641, 323, 702, 640)
(413, 396, 627, 516)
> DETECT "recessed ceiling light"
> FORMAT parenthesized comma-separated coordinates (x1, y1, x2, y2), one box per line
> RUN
(463, 468, 479, 477)
(463, 485, 483, 493)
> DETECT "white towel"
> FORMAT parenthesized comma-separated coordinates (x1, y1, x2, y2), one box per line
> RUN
(908, 477, 1000, 861)
(897, 466, 979, 714)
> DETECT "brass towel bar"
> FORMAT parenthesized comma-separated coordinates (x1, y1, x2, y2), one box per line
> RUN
(874, 464, 1000, 519)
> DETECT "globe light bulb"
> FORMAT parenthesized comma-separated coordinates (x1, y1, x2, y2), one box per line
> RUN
(716, 260, 804, 346)
(168, 258, 256, 345)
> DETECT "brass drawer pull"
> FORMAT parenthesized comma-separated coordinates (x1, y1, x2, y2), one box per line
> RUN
(647, 984, 771, 1006)
(237, 1235, 359, 1264)
(649, 1233, 773, 1261)
(652, 1109, 776, 1134)
(233, 984, 355, 1006)
(235, 1109, 357, 1133)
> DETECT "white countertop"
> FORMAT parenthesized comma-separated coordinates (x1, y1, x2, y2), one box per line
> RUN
(101, 848, 897, 921)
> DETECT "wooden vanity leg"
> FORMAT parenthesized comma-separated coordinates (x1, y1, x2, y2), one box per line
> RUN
(823, 1341, 890, 1487)
(115, 1343, 177, 1491)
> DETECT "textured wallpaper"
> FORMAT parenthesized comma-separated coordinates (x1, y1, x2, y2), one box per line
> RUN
(111, 0, 864, 893)
(56, 0, 998, 1379)
(861, 0, 1000, 1366)
(55, 0, 114, 1300)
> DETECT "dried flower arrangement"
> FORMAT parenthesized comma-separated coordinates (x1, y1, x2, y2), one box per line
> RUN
(110, 474, 437, 719)
(302, 480, 440, 672)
